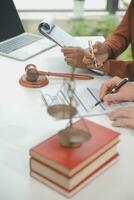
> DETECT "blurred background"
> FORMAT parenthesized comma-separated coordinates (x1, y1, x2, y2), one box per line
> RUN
(14, 0, 132, 60)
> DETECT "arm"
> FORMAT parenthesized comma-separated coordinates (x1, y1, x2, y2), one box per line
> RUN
(62, 1, 132, 72)
(101, 59, 134, 81)
(104, 1, 131, 58)
(83, 4, 132, 76)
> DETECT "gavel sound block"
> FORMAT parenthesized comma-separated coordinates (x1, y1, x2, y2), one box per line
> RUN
(19, 64, 49, 88)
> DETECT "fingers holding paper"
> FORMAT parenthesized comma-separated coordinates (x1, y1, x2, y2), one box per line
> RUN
(61, 46, 100, 69)
(61, 42, 110, 69)
(61, 46, 89, 68)
(61, 46, 97, 69)
(108, 107, 134, 128)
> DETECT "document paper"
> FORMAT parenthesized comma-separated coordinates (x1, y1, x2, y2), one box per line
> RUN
(38, 18, 89, 48)
(40, 85, 134, 118)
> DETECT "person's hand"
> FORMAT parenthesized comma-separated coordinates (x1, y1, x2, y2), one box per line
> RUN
(99, 76, 134, 103)
(83, 42, 110, 69)
(108, 107, 134, 128)
(61, 47, 88, 68)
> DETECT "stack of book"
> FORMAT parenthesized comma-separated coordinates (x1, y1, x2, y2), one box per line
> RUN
(30, 119, 120, 197)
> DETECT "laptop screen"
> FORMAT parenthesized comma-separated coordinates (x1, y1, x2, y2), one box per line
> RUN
(0, 0, 25, 42)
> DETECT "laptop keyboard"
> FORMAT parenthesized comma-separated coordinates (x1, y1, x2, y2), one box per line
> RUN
(0, 34, 42, 54)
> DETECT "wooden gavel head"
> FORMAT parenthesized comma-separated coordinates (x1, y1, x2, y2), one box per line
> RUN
(25, 64, 39, 82)
(19, 64, 49, 88)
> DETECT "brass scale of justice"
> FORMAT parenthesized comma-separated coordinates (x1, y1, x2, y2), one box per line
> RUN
(20, 64, 91, 148)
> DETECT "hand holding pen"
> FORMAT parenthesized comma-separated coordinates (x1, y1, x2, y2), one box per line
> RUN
(92, 77, 129, 109)
(83, 41, 109, 70)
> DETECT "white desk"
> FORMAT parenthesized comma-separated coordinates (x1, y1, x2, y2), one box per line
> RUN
(0, 43, 134, 200)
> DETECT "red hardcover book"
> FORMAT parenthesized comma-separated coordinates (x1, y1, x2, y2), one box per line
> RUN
(30, 119, 120, 177)
(31, 154, 119, 197)
(30, 145, 118, 189)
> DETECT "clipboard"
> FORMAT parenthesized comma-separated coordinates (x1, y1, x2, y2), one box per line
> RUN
(38, 18, 89, 48)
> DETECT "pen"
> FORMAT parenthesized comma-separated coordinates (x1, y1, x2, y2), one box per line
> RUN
(88, 40, 99, 69)
(92, 77, 129, 109)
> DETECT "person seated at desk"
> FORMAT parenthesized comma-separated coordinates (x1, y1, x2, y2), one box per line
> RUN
(100, 76, 134, 128)
(61, 0, 134, 81)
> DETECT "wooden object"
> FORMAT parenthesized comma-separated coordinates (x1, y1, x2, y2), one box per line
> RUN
(19, 64, 49, 88)
(19, 74, 49, 88)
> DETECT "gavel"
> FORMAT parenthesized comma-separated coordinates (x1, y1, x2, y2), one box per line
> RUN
(19, 64, 49, 88)
(25, 64, 93, 81)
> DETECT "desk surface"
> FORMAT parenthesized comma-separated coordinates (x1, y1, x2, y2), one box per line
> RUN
(0, 43, 134, 200)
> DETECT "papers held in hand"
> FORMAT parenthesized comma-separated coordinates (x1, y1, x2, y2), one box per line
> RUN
(38, 18, 89, 48)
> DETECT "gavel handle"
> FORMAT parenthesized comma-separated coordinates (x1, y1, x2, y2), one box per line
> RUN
(39, 71, 93, 80)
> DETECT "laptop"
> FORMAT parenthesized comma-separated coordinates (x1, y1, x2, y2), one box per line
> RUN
(0, 0, 56, 61)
